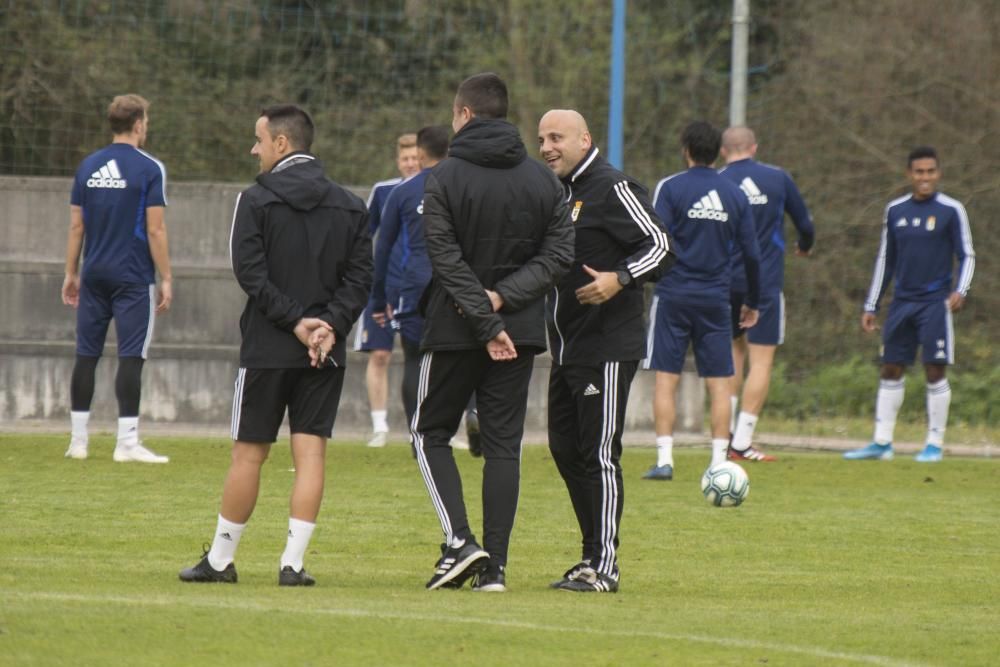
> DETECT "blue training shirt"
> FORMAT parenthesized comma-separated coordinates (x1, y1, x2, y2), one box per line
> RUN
(371, 169, 432, 317)
(863, 192, 975, 312)
(70, 143, 167, 285)
(719, 158, 814, 295)
(367, 177, 405, 291)
(652, 166, 762, 307)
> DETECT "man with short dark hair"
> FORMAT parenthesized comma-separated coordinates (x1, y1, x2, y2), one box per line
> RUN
(844, 146, 975, 463)
(719, 126, 815, 462)
(355, 133, 420, 448)
(539, 109, 673, 592)
(643, 121, 761, 480)
(414, 73, 574, 592)
(370, 125, 450, 429)
(63, 93, 172, 464)
(180, 104, 372, 586)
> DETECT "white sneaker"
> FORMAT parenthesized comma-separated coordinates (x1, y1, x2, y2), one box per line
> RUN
(65, 438, 88, 460)
(113, 441, 169, 463)
(366, 430, 388, 448)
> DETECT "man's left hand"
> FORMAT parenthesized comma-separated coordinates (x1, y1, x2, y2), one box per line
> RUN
(947, 291, 965, 312)
(575, 265, 623, 305)
(156, 279, 173, 314)
(486, 289, 504, 312)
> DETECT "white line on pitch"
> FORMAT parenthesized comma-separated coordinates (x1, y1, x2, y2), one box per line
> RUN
(3, 590, 931, 667)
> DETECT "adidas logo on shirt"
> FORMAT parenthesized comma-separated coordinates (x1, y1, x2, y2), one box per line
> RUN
(739, 177, 769, 205)
(86, 159, 127, 189)
(583, 383, 601, 396)
(687, 190, 729, 221)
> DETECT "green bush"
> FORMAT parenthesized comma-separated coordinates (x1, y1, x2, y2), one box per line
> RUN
(767, 355, 998, 426)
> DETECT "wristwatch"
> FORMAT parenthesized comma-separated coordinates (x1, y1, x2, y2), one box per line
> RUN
(615, 270, 632, 287)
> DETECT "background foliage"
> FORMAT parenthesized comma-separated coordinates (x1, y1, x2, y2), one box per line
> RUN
(1, 0, 995, 422)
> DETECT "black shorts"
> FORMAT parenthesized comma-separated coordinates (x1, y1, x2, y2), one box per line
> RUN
(230, 367, 346, 443)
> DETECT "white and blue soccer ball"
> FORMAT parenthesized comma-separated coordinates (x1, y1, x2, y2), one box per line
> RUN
(701, 461, 749, 507)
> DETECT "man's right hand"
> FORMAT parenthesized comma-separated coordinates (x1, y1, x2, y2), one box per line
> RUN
(861, 312, 878, 333)
(372, 304, 394, 327)
(308, 327, 336, 367)
(61, 273, 80, 307)
(487, 330, 517, 361)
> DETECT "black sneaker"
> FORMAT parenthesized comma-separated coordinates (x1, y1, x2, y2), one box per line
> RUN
(179, 552, 237, 584)
(549, 560, 590, 589)
(279, 565, 316, 587)
(434, 543, 465, 589)
(466, 410, 482, 458)
(557, 566, 619, 593)
(472, 563, 506, 592)
(426, 540, 489, 590)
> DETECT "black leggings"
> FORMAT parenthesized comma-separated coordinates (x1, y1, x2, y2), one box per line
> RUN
(70, 355, 144, 417)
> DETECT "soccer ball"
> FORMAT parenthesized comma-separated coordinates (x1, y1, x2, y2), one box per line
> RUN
(701, 462, 750, 507)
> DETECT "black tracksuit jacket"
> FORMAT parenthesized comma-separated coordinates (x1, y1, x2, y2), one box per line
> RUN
(420, 118, 574, 352)
(547, 147, 676, 364)
(230, 152, 372, 368)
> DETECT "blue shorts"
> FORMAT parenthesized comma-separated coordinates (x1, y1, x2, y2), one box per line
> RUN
(353, 303, 397, 352)
(76, 279, 154, 358)
(882, 299, 953, 366)
(644, 295, 733, 377)
(731, 291, 785, 345)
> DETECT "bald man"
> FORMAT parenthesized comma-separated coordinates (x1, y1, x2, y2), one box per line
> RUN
(719, 127, 814, 461)
(539, 109, 674, 593)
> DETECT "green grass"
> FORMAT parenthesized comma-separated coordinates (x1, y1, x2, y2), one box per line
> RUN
(2, 434, 998, 666)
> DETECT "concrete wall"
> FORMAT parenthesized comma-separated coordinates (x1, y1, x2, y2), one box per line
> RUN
(0, 175, 704, 435)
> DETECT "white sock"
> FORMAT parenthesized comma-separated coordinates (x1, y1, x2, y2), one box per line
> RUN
(371, 410, 388, 433)
(731, 412, 758, 452)
(656, 435, 674, 467)
(873, 378, 905, 445)
(71, 411, 90, 442)
(926, 379, 951, 446)
(207, 515, 246, 571)
(710, 438, 729, 467)
(729, 396, 739, 434)
(280, 518, 316, 572)
(116, 416, 139, 447)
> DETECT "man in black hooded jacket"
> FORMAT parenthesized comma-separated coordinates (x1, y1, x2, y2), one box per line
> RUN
(415, 73, 574, 592)
(180, 105, 371, 587)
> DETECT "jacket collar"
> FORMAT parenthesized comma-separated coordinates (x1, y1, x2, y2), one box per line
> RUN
(568, 145, 600, 183)
(271, 151, 316, 173)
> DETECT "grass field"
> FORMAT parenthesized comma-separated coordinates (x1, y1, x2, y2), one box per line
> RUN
(1, 434, 997, 666)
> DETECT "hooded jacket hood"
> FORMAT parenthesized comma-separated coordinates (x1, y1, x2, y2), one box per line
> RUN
(448, 118, 527, 169)
(256, 153, 332, 212)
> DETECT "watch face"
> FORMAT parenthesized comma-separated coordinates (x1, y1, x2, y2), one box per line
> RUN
(617, 271, 630, 286)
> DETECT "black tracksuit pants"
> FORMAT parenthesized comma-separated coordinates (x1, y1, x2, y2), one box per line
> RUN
(412, 348, 535, 566)
(548, 360, 638, 578)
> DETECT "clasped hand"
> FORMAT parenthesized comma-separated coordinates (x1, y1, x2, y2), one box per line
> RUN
(293, 317, 336, 367)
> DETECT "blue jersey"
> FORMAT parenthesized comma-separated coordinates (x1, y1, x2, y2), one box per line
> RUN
(371, 169, 432, 316)
(70, 143, 167, 284)
(864, 192, 975, 312)
(367, 177, 405, 290)
(652, 166, 761, 307)
(719, 158, 814, 295)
